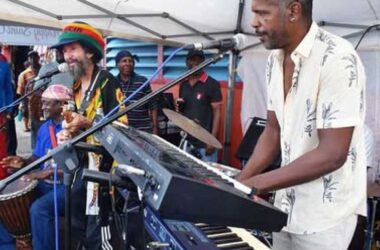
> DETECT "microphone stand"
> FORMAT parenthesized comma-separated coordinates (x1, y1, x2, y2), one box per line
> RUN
(0, 51, 225, 248)
(0, 78, 51, 142)
(0, 77, 51, 115)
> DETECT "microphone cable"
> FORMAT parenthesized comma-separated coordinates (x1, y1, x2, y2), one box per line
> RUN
(0, 62, 69, 115)
(0, 77, 51, 114)
(355, 24, 380, 50)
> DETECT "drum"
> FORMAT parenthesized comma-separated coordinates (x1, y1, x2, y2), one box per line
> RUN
(0, 179, 38, 249)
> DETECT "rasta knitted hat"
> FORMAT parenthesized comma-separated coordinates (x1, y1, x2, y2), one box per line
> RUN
(50, 21, 105, 62)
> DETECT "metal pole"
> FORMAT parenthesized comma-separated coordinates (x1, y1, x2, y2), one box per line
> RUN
(221, 0, 243, 164)
(222, 50, 239, 164)
(366, 198, 378, 250)
(64, 172, 73, 250)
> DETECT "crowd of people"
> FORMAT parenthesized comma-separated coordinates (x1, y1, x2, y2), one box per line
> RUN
(0, 0, 376, 249)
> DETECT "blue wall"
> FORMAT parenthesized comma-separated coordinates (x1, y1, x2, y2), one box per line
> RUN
(106, 37, 236, 81)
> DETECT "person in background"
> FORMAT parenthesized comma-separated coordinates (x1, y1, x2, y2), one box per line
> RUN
(23, 60, 30, 70)
(348, 124, 375, 249)
(6, 60, 18, 156)
(17, 51, 41, 133)
(115, 50, 159, 134)
(178, 50, 222, 162)
(0, 84, 72, 250)
(0, 53, 14, 179)
(237, 0, 366, 249)
(27, 51, 44, 149)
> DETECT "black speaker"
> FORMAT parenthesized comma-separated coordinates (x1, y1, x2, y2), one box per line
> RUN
(157, 92, 175, 122)
(158, 92, 175, 111)
(236, 117, 266, 160)
(236, 117, 281, 169)
(157, 93, 181, 145)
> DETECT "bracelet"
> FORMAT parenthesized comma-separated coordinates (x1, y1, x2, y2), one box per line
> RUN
(249, 187, 258, 197)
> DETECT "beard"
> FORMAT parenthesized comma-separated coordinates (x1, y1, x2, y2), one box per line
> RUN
(258, 30, 289, 50)
(263, 36, 280, 50)
(69, 57, 92, 81)
(256, 22, 289, 50)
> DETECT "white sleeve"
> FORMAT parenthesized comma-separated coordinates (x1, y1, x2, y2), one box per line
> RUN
(364, 125, 375, 167)
(316, 51, 366, 129)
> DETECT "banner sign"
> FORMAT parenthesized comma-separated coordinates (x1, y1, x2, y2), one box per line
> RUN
(0, 25, 60, 46)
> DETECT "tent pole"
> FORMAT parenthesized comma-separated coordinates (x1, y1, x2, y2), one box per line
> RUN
(318, 21, 369, 29)
(222, 50, 239, 164)
(235, 0, 245, 32)
(222, 0, 244, 164)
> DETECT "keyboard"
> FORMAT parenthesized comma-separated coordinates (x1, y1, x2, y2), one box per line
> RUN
(95, 122, 287, 231)
(145, 206, 270, 250)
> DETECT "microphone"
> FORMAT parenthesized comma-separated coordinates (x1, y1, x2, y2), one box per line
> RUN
(81, 169, 133, 189)
(32, 63, 69, 82)
(186, 34, 247, 51)
(118, 164, 146, 176)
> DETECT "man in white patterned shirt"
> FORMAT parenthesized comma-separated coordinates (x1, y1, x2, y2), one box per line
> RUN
(237, 0, 366, 249)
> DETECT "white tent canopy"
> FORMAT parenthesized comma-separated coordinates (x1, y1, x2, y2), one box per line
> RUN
(0, 0, 378, 48)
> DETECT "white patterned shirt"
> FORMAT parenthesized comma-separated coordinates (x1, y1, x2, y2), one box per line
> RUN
(267, 22, 367, 234)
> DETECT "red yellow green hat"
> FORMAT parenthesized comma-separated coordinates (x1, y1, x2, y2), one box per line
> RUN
(50, 21, 105, 62)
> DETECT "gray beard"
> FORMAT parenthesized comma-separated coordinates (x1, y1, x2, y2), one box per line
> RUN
(69, 58, 92, 81)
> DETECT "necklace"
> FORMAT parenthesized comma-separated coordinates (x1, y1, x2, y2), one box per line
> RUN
(121, 77, 133, 96)
(80, 86, 88, 102)
(80, 80, 91, 101)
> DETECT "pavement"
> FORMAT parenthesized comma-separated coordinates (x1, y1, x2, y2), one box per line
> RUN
(15, 119, 32, 158)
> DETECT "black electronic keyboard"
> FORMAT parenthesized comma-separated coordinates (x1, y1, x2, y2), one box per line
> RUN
(95, 122, 287, 231)
(145, 206, 270, 250)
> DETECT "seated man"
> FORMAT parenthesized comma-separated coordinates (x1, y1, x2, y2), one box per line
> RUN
(0, 84, 73, 250)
